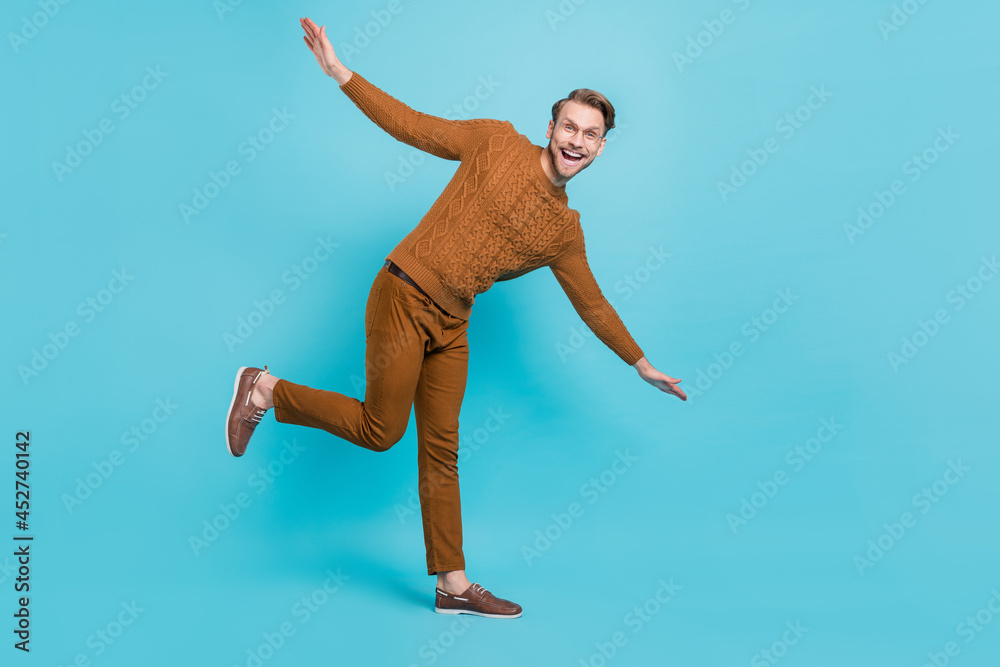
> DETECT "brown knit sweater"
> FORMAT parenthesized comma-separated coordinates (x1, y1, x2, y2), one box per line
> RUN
(338, 71, 645, 366)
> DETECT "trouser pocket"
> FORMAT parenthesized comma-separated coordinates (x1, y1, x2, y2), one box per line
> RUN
(364, 273, 384, 339)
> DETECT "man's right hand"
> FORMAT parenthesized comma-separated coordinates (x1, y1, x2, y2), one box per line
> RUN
(633, 357, 687, 401)
(300, 17, 352, 85)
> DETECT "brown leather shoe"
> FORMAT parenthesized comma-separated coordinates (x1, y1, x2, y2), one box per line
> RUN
(434, 583, 522, 619)
(225, 366, 269, 457)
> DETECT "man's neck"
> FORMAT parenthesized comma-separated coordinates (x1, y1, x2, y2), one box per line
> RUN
(539, 147, 569, 189)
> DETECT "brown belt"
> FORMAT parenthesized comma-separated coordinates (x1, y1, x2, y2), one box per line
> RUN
(384, 259, 431, 299)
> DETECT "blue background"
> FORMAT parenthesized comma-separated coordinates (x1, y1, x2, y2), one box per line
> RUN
(2, 0, 998, 665)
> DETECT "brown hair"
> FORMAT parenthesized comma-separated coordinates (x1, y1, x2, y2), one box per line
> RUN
(551, 88, 616, 135)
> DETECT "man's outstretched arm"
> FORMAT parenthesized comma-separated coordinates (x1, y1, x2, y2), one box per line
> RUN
(549, 226, 686, 401)
(300, 16, 492, 161)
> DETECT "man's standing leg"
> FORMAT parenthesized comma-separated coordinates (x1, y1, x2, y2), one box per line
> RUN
(414, 318, 523, 619)
(412, 319, 470, 581)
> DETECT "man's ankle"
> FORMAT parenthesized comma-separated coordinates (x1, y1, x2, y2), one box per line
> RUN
(437, 571, 471, 595)
(251, 375, 276, 410)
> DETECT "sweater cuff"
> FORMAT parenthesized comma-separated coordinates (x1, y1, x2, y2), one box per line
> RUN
(338, 70, 358, 90)
(621, 344, 645, 367)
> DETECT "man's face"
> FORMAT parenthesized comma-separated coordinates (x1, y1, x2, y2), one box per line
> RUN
(544, 100, 607, 180)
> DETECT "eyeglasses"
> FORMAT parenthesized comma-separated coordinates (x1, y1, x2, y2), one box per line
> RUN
(555, 121, 605, 146)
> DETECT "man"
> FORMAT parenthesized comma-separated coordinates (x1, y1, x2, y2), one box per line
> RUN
(225, 16, 686, 620)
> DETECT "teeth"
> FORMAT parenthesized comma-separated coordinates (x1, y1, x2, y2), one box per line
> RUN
(565, 150, 582, 158)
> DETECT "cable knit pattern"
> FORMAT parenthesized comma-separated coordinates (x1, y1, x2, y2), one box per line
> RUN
(338, 71, 645, 366)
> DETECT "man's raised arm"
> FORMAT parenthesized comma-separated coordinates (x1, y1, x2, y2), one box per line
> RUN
(300, 17, 491, 161)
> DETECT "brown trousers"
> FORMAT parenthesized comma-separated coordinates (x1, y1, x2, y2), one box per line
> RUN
(271, 262, 470, 575)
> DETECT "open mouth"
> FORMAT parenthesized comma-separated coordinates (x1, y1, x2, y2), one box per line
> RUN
(559, 148, 584, 167)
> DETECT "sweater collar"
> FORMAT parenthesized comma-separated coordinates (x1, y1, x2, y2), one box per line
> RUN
(531, 143, 568, 201)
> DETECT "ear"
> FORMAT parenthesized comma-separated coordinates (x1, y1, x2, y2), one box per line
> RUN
(545, 120, 554, 141)
(595, 136, 606, 157)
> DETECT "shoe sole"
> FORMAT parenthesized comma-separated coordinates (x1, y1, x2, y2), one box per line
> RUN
(225, 366, 250, 457)
(434, 607, 522, 619)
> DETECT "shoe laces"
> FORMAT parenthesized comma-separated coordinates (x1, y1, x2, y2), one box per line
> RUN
(243, 365, 271, 411)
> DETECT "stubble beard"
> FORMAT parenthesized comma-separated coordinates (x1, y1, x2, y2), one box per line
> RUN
(547, 139, 593, 180)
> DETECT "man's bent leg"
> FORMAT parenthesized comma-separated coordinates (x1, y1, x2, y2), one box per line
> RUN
(413, 320, 470, 575)
(271, 266, 426, 452)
